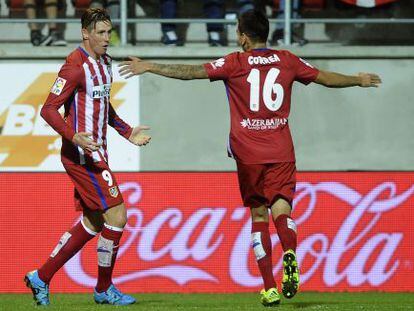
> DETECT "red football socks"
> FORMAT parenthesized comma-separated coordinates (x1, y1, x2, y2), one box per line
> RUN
(273, 214, 297, 252)
(38, 220, 97, 284)
(251, 221, 276, 290)
(95, 223, 123, 293)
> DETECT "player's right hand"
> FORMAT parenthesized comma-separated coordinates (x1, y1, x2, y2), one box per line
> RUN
(72, 132, 102, 152)
(118, 56, 149, 79)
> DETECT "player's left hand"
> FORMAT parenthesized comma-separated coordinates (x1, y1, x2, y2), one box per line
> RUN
(128, 126, 151, 146)
(118, 56, 149, 79)
(359, 73, 382, 87)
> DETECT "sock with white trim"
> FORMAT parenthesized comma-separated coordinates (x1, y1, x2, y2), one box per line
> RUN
(95, 223, 123, 293)
(273, 214, 297, 252)
(38, 220, 97, 284)
(252, 221, 276, 290)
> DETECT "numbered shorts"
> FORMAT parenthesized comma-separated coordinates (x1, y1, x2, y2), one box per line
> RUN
(63, 161, 124, 211)
(236, 161, 296, 209)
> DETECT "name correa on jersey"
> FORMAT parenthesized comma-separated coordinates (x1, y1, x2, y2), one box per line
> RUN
(247, 54, 280, 65)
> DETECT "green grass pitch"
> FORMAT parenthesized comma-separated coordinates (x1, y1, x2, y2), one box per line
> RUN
(1, 292, 414, 310)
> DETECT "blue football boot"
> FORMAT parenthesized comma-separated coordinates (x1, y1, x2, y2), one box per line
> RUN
(24, 270, 50, 306)
(94, 284, 136, 305)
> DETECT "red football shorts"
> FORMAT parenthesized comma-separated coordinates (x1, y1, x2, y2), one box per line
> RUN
(236, 161, 296, 208)
(63, 161, 124, 211)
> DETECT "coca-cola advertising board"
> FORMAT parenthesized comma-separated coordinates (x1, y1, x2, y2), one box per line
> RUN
(1, 172, 413, 293)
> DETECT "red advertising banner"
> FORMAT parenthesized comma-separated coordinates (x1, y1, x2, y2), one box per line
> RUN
(1, 172, 413, 293)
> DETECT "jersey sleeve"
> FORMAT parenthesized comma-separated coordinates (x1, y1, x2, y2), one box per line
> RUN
(40, 63, 82, 141)
(203, 53, 238, 81)
(108, 103, 133, 139)
(289, 52, 319, 85)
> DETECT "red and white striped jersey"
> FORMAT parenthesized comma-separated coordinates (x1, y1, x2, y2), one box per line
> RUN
(41, 47, 132, 165)
(340, 0, 397, 7)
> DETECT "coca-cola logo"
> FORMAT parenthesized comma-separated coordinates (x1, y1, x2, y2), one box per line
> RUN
(64, 180, 414, 289)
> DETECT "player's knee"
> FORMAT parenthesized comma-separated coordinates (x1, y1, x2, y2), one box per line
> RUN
(82, 216, 103, 233)
(115, 214, 127, 228)
(271, 197, 292, 220)
(272, 209, 290, 221)
(250, 205, 269, 222)
(107, 215, 127, 228)
(104, 205, 127, 228)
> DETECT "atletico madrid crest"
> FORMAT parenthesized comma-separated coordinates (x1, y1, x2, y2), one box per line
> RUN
(109, 186, 119, 198)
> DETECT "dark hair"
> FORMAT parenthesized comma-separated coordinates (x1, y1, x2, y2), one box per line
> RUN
(81, 8, 111, 30)
(238, 10, 269, 43)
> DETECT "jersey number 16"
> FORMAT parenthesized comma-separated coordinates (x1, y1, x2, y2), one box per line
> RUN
(247, 68, 284, 112)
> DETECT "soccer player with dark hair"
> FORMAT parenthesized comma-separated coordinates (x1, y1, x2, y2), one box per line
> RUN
(24, 8, 150, 306)
(118, 9, 381, 306)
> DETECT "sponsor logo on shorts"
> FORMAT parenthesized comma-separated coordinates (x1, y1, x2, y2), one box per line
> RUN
(240, 117, 287, 130)
(109, 186, 119, 198)
(50, 77, 67, 95)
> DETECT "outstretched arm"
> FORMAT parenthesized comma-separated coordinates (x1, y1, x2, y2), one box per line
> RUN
(118, 56, 208, 80)
(314, 70, 382, 88)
